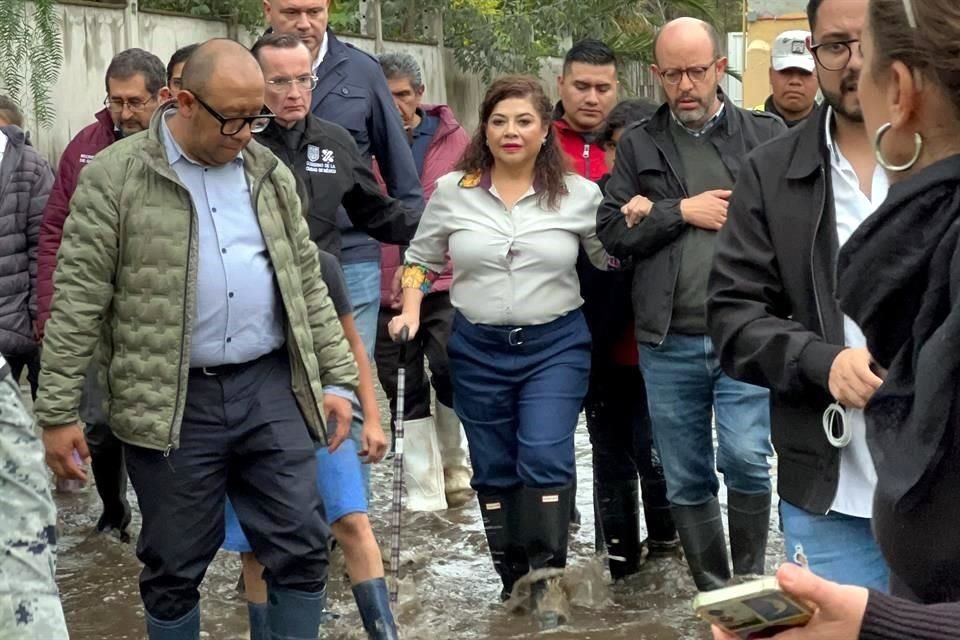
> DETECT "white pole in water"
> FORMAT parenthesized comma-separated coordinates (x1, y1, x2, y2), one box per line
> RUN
(389, 326, 410, 606)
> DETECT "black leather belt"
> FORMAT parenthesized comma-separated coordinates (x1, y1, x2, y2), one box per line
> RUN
(189, 350, 278, 377)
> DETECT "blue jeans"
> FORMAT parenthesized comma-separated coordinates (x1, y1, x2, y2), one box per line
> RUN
(779, 500, 889, 591)
(447, 311, 591, 490)
(639, 333, 772, 506)
(342, 261, 381, 495)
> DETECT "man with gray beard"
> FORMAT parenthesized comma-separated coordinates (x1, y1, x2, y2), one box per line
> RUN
(597, 17, 784, 592)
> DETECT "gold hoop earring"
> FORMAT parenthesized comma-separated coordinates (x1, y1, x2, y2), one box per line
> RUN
(873, 122, 923, 172)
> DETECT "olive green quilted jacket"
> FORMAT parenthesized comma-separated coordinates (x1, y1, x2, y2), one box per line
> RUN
(35, 109, 359, 451)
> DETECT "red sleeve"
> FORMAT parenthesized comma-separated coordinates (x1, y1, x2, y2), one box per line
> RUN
(36, 147, 79, 337)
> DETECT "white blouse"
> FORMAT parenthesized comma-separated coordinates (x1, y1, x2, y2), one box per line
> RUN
(404, 170, 609, 326)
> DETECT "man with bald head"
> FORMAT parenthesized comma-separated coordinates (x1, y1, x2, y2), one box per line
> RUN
(35, 38, 358, 638)
(597, 18, 784, 591)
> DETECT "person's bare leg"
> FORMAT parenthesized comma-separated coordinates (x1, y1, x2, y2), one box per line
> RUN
(241, 552, 270, 640)
(333, 514, 398, 638)
(331, 514, 383, 582)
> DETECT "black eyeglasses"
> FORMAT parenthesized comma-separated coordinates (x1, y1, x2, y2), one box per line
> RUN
(193, 95, 275, 136)
(810, 39, 861, 71)
(104, 95, 157, 114)
(659, 61, 717, 86)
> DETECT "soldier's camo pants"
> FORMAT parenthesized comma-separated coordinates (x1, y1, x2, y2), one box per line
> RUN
(0, 357, 69, 639)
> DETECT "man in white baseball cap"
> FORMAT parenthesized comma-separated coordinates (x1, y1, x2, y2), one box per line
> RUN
(754, 29, 819, 126)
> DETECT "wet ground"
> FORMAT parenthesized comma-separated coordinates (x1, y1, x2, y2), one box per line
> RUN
(50, 389, 783, 640)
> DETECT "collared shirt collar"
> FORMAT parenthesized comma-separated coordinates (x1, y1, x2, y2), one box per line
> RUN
(824, 106, 843, 163)
(0, 129, 7, 157)
(312, 33, 329, 75)
(470, 170, 544, 200)
(670, 101, 725, 138)
(160, 111, 243, 168)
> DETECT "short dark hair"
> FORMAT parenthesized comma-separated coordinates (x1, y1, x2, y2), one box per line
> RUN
(807, 0, 823, 34)
(563, 39, 617, 73)
(250, 32, 308, 63)
(167, 43, 199, 84)
(597, 98, 658, 146)
(0, 94, 23, 127)
(105, 48, 167, 96)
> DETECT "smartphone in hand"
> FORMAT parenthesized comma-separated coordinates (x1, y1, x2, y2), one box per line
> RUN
(693, 577, 813, 639)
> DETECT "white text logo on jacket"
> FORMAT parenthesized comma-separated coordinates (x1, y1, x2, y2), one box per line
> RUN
(306, 145, 336, 174)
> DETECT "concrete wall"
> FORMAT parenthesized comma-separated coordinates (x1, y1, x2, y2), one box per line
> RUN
(742, 0, 810, 108)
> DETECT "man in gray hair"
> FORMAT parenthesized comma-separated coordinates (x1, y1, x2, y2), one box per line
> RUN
(376, 51, 473, 514)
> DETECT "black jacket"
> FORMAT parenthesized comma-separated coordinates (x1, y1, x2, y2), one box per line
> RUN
(0, 125, 52, 356)
(707, 107, 846, 514)
(839, 154, 960, 604)
(597, 93, 785, 345)
(310, 31, 424, 263)
(256, 116, 419, 259)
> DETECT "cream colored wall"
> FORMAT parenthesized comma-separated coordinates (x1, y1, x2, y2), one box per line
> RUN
(743, 13, 811, 109)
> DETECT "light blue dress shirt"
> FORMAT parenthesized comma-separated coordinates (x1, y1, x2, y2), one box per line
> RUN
(160, 115, 285, 368)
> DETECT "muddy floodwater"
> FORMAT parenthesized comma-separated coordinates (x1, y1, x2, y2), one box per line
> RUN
(52, 389, 783, 640)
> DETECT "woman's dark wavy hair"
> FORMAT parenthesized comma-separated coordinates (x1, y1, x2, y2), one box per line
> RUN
(457, 74, 569, 210)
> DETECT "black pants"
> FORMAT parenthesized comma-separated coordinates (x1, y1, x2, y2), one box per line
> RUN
(7, 348, 40, 401)
(85, 421, 129, 525)
(125, 351, 329, 620)
(584, 363, 666, 489)
(375, 292, 455, 421)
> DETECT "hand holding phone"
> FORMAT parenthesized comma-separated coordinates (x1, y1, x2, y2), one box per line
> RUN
(694, 577, 813, 639)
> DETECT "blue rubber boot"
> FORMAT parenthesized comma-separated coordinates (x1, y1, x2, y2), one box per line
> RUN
(267, 586, 325, 640)
(247, 601, 270, 640)
(351, 578, 399, 639)
(145, 604, 200, 640)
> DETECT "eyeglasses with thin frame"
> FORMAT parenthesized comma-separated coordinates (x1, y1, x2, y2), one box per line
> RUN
(266, 75, 319, 92)
(104, 95, 158, 114)
(193, 95, 275, 136)
(658, 60, 718, 86)
(810, 40, 861, 71)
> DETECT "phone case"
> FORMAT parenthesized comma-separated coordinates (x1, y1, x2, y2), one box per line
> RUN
(693, 577, 813, 639)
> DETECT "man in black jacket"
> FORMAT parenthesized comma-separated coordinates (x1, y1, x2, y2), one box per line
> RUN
(252, 32, 418, 496)
(707, 0, 890, 591)
(597, 17, 784, 592)
(252, 34, 418, 260)
(250, 33, 416, 639)
(263, 0, 423, 387)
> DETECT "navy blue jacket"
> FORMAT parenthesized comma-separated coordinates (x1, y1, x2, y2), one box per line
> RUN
(311, 31, 424, 263)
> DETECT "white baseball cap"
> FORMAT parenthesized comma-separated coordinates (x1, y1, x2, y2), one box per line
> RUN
(771, 30, 815, 73)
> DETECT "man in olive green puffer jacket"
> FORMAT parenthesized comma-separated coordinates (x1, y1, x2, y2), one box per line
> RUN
(35, 39, 358, 639)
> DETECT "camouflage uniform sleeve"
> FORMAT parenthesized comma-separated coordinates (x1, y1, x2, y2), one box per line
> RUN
(0, 356, 69, 639)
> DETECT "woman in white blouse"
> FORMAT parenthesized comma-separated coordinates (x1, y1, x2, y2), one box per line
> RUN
(388, 75, 608, 628)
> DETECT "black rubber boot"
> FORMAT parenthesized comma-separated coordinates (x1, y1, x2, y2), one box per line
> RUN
(520, 485, 573, 629)
(596, 478, 642, 580)
(640, 475, 680, 557)
(727, 491, 771, 578)
(87, 423, 131, 542)
(352, 578, 399, 639)
(671, 499, 731, 591)
(478, 489, 527, 601)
